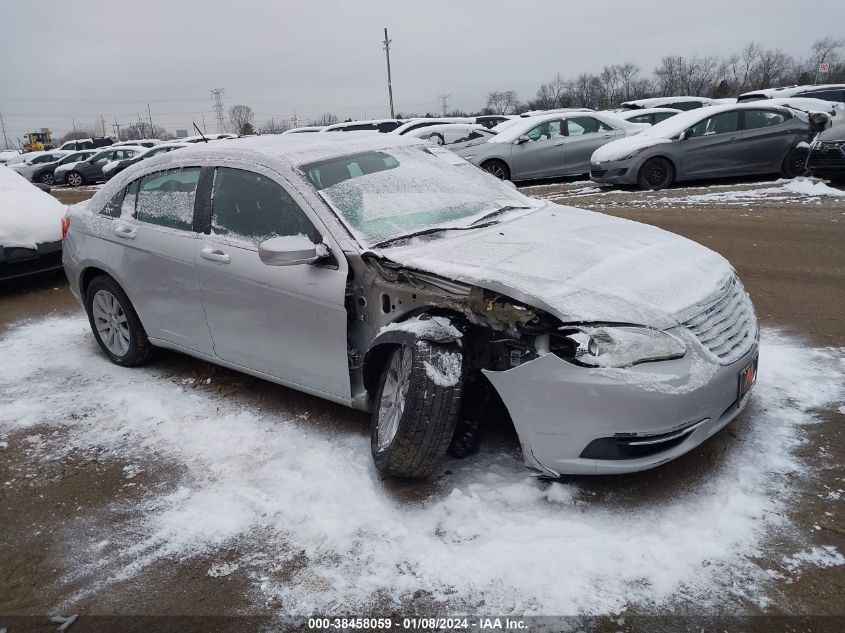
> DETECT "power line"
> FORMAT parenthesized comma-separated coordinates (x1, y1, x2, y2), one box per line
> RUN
(210, 88, 226, 133)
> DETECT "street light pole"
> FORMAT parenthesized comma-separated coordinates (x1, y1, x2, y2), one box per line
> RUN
(382, 28, 395, 118)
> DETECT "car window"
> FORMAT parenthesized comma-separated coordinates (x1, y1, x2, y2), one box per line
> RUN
(799, 89, 844, 102)
(91, 152, 112, 164)
(134, 167, 200, 231)
(743, 109, 789, 130)
(377, 121, 401, 133)
(32, 155, 54, 164)
(525, 120, 563, 142)
(627, 114, 652, 124)
(670, 101, 702, 111)
(566, 117, 611, 135)
(653, 112, 677, 123)
(101, 189, 125, 218)
(117, 149, 137, 159)
(210, 167, 318, 246)
(687, 111, 740, 137)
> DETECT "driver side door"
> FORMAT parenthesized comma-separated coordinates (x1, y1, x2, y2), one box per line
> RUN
(680, 110, 744, 178)
(195, 165, 351, 400)
(510, 119, 566, 179)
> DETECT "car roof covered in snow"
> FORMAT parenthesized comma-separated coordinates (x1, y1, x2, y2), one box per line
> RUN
(320, 119, 402, 132)
(621, 96, 716, 109)
(739, 84, 845, 100)
(490, 111, 644, 143)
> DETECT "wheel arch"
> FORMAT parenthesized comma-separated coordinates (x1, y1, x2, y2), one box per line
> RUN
(362, 311, 464, 396)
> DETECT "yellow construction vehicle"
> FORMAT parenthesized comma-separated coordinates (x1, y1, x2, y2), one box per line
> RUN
(22, 129, 54, 152)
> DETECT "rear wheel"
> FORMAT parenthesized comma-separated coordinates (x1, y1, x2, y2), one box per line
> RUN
(480, 159, 510, 181)
(84, 276, 152, 367)
(637, 157, 674, 190)
(39, 172, 55, 185)
(781, 147, 809, 179)
(371, 340, 463, 479)
(67, 171, 84, 187)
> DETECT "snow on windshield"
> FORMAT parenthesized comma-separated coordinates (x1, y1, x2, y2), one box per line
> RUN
(302, 146, 530, 245)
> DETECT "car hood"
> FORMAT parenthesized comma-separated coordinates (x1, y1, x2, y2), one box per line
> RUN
(377, 203, 733, 329)
(55, 162, 83, 174)
(818, 123, 845, 142)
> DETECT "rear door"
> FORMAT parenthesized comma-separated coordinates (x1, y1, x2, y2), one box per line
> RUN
(740, 109, 797, 172)
(680, 110, 744, 178)
(510, 119, 566, 179)
(105, 167, 215, 355)
(562, 116, 621, 174)
(195, 165, 350, 399)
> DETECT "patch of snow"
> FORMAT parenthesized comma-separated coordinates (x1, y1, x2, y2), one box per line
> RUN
(0, 166, 66, 248)
(782, 546, 845, 573)
(0, 319, 842, 614)
(377, 315, 462, 342)
(208, 562, 239, 578)
(422, 348, 462, 387)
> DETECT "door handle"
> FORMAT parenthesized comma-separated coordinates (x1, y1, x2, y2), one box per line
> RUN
(554, 140, 565, 146)
(112, 224, 136, 239)
(200, 246, 231, 263)
(729, 137, 740, 143)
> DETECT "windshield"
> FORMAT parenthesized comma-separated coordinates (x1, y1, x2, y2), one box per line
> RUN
(301, 146, 531, 246)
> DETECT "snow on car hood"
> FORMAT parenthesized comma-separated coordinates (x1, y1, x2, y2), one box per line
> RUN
(379, 203, 733, 329)
(591, 136, 672, 163)
(0, 166, 66, 248)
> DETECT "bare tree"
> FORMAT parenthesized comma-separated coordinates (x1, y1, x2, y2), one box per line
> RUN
(308, 113, 339, 126)
(534, 74, 572, 109)
(485, 90, 521, 114)
(228, 105, 255, 135)
(808, 36, 844, 81)
(616, 63, 642, 101)
(259, 118, 291, 134)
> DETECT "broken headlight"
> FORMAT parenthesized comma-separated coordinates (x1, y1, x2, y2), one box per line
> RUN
(545, 325, 686, 368)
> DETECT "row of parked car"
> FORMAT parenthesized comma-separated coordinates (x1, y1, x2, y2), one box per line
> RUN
(0, 133, 238, 187)
(277, 84, 845, 188)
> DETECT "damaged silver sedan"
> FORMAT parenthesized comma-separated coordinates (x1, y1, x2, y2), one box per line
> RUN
(62, 134, 759, 479)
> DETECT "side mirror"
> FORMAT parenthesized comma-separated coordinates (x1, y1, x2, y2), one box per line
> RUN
(680, 129, 693, 141)
(515, 135, 530, 145)
(258, 234, 325, 266)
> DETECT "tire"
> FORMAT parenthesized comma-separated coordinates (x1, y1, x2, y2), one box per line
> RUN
(480, 159, 511, 181)
(637, 157, 674, 190)
(39, 172, 55, 185)
(781, 148, 809, 179)
(447, 378, 491, 458)
(67, 171, 84, 187)
(84, 275, 152, 367)
(370, 340, 463, 479)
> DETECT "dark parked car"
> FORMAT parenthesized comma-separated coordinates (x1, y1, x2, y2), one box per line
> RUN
(59, 146, 145, 187)
(591, 103, 813, 189)
(58, 137, 114, 151)
(807, 123, 845, 183)
(30, 149, 97, 185)
(102, 143, 188, 181)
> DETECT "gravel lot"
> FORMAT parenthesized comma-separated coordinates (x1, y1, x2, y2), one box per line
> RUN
(0, 178, 842, 628)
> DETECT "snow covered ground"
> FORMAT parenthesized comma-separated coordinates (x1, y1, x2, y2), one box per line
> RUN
(530, 177, 845, 208)
(1, 316, 843, 615)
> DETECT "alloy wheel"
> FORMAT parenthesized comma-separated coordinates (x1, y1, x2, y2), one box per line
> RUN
(92, 289, 130, 357)
(68, 172, 82, 187)
(376, 346, 412, 451)
(40, 173, 55, 185)
(483, 163, 506, 179)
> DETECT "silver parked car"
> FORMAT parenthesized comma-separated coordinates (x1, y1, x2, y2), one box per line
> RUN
(404, 123, 495, 151)
(63, 135, 759, 479)
(591, 103, 813, 189)
(454, 112, 648, 181)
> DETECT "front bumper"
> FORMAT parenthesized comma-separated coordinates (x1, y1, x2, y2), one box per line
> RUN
(483, 333, 758, 476)
(589, 159, 639, 185)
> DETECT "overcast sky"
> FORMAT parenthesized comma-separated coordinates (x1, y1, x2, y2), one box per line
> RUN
(1, 0, 843, 144)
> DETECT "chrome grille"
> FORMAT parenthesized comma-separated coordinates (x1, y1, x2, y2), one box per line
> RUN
(683, 277, 757, 365)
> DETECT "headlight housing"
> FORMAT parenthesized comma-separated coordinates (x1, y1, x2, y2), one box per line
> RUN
(545, 325, 686, 368)
(619, 146, 652, 161)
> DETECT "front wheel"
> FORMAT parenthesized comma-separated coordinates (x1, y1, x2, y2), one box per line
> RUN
(67, 171, 84, 187)
(637, 157, 674, 190)
(371, 340, 463, 479)
(781, 148, 809, 179)
(84, 276, 152, 367)
(480, 160, 511, 181)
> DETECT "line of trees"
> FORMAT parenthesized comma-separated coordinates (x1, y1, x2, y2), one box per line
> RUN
(481, 37, 844, 115)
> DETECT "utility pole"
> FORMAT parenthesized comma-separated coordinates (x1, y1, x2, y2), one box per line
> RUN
(0, 111, 8, 150)
(147, 104, 154, 137)
(113, 117, 121, 140)
(437, 94, 451, 117)
(100, 115, 107, 137)
(382, 28, 395, 118)
(201, 114, 207, 133)
(137, 113, 145, 139)
(210, 88, 226, 132)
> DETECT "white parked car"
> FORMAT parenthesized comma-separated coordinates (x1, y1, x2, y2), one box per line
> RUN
(606, 107, 682, 126)
(738, 84, 845, 108)
(404, 124, 495, 151)
(391, 117, 475, 135)
(282, 126, 326, 134)
(0, 149, 21, 165)
(320, 119, 403, 133)
(621, 96, 721, 111)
